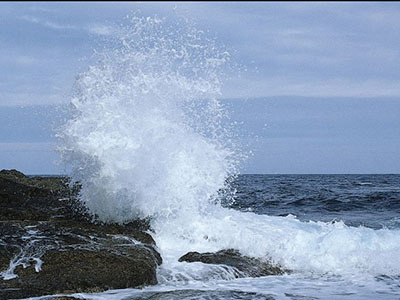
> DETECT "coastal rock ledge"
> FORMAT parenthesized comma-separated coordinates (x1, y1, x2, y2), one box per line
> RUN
(0, 169, 162, 300)
(179, 249, 287, 278)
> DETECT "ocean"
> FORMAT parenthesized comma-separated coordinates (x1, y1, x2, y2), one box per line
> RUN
(231, 174, 400, 230)
(54, 174, 399, 300)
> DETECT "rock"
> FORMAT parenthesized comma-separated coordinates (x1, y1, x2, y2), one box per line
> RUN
(0, 169, 161, 299)
(179, 249, 287, 278)
(0, 169, 26, 178)
(1, 248, 158, 299)
(0, 169, 86, 222)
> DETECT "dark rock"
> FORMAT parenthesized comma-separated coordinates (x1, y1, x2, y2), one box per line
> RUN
(0, 169, 162, 299)
(0, 169, 26, 178)
(1, 248, 158, 299)
(0, 245, 17, 272)
(179, 249, 287, 278)
(0, 169, 83, 222)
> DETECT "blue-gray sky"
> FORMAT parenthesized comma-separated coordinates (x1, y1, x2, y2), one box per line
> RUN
(1, 2, 400, 174)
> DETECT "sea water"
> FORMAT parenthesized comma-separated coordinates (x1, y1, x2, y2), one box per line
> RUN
(53, 16, 400, 300)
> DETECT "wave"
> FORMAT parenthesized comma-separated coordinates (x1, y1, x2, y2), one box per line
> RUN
(156, 209, 400, 278)
(58, 15, 400, 279)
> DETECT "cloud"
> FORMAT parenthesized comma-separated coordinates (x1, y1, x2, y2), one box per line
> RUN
(0, 142, 56, 151)
(87, 24, 113, 36)
(0, 55, 39, 66)
(15, 55, 40, 66)
(28, 5, 60, 14)
(0, 92, 66, 107)
(223, 76, 400, 99)
(360, 8, 400, 28)
(86, 23, 120, 36)
(20, 15, 77, 31)
(3, 2, 400, 104)
(20, 14, 122, 37)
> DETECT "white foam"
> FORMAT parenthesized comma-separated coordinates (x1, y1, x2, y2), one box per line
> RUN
(41, 274, 400, 300)
(0, 227, 49, 280)
(58, 15, 237, 224)
(155, 208, 400, 278)
(58, 15, 400, 283)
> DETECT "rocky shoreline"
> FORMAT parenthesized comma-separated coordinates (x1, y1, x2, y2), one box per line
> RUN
(0, 169, 287, 300)
(0, 169, 161, 299)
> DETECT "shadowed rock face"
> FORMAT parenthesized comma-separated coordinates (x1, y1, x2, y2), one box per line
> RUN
(179, 249, 287, 278)
(0, 169, 161, 299)
(0, 169, 83, 222)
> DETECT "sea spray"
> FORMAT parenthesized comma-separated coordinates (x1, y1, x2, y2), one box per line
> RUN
(58, 15, 400, 281)
(57, 15, 239, 224)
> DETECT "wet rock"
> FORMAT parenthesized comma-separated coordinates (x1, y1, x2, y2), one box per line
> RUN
(0, 169, 83, 222)
(1, 248, 158, 299)
(179, 249, 287, 278)
(0, 169, 162, 299)
(0, 245, 17, 272)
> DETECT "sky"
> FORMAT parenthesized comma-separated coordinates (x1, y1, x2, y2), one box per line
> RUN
(1, 2, 400, 174)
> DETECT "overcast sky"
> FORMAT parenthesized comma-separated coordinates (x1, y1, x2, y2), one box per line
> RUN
(1, 2, 400, 174)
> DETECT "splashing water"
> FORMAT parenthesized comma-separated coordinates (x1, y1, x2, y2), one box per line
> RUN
(58, 15, 400, 288)
(58, 16, 238, 224)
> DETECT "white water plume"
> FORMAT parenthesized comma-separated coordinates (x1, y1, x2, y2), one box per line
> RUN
(58, 15, 239, 224)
